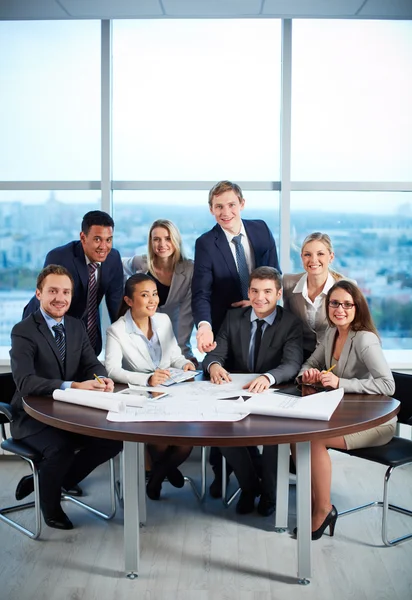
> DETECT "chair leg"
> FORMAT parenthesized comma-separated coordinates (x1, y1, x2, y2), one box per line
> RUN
(61, 457, 116, 520)
(183, 446, 207, 502)
(0, 458, 42, 539)
(221, 455, 241, 508)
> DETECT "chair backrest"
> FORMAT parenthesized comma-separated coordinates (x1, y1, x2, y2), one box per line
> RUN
(392, 371, 412, 425)
(0, 372, 17, 406)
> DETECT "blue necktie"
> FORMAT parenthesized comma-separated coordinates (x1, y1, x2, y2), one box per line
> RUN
(232, 234, 249, 299)
(52, 323, 66, 363)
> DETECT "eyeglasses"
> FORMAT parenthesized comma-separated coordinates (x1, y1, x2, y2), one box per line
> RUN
(328, 300, 355, 309)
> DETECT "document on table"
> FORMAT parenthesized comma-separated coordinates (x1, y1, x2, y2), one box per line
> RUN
(53, 388, 148, 412)
(245, 388, 344, 421)
(159, 367, 201, 386)
(164, 373, 262, 400)
(106, 397, 250, 422)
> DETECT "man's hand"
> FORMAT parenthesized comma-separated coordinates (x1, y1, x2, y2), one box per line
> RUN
(72, 380, 106, 391)
(148, 369, 170, 386)
(209, 363, 232, 384)
(183, 362, 196, 372)
(196, 324, 217, 353)
(243, 375, 271, 393)
(301, 368, 322, 384)
(231, 300, 251, 308)
(319, 371, 339, 389)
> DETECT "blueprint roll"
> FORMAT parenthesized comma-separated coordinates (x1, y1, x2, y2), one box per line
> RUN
(52, 389, 125, 413)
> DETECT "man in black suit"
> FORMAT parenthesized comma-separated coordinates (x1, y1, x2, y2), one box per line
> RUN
(192, 181, 281, 495)
(23, 210, 124, 356)
(11, 265, 122, 530)
(203, 267, 303, 516)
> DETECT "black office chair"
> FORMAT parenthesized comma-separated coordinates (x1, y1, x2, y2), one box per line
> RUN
(337, 371, 412, 546)
(0, 373, 116, 539)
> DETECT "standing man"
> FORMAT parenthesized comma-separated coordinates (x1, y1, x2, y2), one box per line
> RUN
(192, 181, 280, 495)
(203, 267, 303, 515)
(23, 210, 124, 356)
(11, 265, 122, 530)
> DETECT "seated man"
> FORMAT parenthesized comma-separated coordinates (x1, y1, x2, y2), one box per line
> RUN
(10, 264, 122, 530)
(203, 267, 303, 516)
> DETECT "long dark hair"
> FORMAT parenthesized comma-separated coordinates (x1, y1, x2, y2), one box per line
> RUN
(117, 273, 156, 319)
(326, 280, 379, 337)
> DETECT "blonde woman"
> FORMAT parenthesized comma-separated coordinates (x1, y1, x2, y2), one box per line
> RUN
(283, 232, 345, 360)
(123, 219, 196, 364)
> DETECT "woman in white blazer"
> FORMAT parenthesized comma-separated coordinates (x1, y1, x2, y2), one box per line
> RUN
(105, 273, 196, 500)
(283, 232, 345, 359)
(295, 280, 396, 541)
(122, 219, 196, 363)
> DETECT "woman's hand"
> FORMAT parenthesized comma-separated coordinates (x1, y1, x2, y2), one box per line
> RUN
(320, 371, 339, 389)
(148, 369, 170, 386)
(301, 368, 322, 384)
(183, 362, 196, 372)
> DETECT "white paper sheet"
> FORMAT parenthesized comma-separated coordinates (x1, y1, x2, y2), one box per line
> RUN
(53, 388, 149, 412)
(245, 388, 344, 421)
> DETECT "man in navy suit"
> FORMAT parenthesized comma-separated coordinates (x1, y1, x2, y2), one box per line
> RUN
(23, 210, 124, 356)
(192, 181, 280, 496)
(11, 265, 122, 530)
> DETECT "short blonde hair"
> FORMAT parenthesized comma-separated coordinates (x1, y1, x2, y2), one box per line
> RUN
(301, 232, 343, 281)
(208, 180, 244, 208)
(146, 219, 186, 274)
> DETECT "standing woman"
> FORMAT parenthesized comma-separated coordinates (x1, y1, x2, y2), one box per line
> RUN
(105, 273, 196, 500)
(123, 219, 196, 364)
(283, 232, 345, 360)
(296, 280, 396, 540)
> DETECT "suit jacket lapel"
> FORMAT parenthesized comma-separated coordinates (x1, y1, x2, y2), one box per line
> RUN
(73, 242, 89, 298)
(255, 310, 280, 373)
(324, 328, 336, 369)
(167, 262, 185, 307)
(337, 330, 356, 376)
(35, 312, 65, 377)
(214, 225, 240, 287)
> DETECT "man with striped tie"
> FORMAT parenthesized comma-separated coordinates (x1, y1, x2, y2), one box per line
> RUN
(10, 265, 122, 530)
(23, 210, 124, 356)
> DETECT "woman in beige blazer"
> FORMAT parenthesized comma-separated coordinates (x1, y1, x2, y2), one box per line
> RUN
(105, 273, 196, 500)
(122, 219, 196, 363)
(296, 280, 396, 541)
(283, 232, 344, 359)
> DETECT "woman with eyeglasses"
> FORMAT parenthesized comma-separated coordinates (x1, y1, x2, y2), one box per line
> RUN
(105, 273, 196, 500)
(295, 280, 396, 540)
(283, 232, 346, 360)
(122, 219, 197, 365)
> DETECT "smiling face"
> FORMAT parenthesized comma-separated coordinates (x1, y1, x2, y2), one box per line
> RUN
(248, 278, 282, 319)
(151, 226, 175, 260)
(125, 279, 159, 320)
(80, 225, 113, 263)
(328, 288, 356, 330)
(35, 274, 73, 322)
(301, 240, 334, 279)
(209, 190, 245, 235)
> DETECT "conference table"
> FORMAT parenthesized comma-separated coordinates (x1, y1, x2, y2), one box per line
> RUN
(23, 387, 399, 584)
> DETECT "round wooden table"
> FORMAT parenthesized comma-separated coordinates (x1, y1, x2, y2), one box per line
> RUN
(24, 391, 399, 584)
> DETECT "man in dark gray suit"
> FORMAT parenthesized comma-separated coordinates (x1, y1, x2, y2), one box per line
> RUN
(203, 267, 303, 516)
(11, 265, 122, 530)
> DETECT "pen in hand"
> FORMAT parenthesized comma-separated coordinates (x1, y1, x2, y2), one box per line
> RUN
(323, 364, 336, 374)
(93, 373, 103, 384)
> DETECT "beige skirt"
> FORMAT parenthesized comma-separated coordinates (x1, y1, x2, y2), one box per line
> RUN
(344, 418, 397, 451)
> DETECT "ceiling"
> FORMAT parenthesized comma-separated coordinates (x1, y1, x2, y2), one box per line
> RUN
(1, 0, 412, 20)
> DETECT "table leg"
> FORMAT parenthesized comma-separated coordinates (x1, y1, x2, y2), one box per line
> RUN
(275, 443, 290, 531)
(296, 441, 311, 585)
(123, 441, 139, 579)
(138, 442, 147, 525)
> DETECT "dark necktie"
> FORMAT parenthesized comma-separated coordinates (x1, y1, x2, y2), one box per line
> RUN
(232, 234, 249, 299)
(52, 323, 66, 363)
(87, 262, 99, 350)
(253, 319, 265, 371)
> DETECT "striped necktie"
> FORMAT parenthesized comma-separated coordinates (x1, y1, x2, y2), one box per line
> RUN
(87, 262, 99, 350)
(232, 234, 249, 299)
(52, 323, 66, 363)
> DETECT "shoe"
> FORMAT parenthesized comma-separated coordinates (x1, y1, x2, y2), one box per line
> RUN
(166, 467, 185, 489)
(15, 475, 34, 501)
(43, 509, 74, 530)
(257, 494, 276, 517)
(209, 472, 230, 499)
(236, 491, 258, 515)
(61, 484, 83, 497)
(146, 468, 164, 500)
(293, 505, 338, 540)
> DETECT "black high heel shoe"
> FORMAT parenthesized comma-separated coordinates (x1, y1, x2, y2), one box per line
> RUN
(293, 505, 338, 541)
